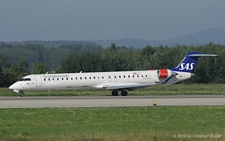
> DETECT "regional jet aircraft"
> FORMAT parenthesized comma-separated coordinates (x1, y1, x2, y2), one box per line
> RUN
(9, 52, 217, 97)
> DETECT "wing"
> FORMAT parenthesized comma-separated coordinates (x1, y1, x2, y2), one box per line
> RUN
(101, 83, 155, 91)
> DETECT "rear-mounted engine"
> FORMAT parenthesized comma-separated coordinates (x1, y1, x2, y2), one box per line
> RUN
(157, 69, 175, 78)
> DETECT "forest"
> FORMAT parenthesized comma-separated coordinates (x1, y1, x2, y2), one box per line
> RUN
(0, 41, 224, 87)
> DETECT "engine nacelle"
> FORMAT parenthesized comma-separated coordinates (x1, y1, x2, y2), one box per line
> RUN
(157, 69, 174, 78)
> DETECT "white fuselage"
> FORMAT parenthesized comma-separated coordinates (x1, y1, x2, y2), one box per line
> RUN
(9, 69, 192, 92)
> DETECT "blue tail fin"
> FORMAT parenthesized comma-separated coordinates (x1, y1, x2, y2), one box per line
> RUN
(170, 52, 217, 73)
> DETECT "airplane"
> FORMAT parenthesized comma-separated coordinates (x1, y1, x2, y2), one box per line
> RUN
(9, 52, 217, 97)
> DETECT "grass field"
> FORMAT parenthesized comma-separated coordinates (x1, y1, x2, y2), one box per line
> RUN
(1, 84, 225, 96)
(0, 106, 224, 141)
(1, 84, 225, 140)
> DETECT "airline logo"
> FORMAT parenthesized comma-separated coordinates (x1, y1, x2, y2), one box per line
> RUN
(133, 72, 142, 75)
(179, 63, 195, 70)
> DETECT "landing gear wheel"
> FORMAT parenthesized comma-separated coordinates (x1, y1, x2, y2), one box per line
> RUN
(121, 91, 128, 96)
(112, 90, 118, 96)
(20, 92, 24, 97)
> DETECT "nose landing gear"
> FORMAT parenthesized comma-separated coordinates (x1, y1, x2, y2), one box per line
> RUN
(20, 91, 24, 97)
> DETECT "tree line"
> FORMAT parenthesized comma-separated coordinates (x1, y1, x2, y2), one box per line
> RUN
(0, 42, 224, 87)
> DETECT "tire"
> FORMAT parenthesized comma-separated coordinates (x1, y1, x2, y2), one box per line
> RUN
(121, 91, 128, 96)
(112, 90, 118, 96)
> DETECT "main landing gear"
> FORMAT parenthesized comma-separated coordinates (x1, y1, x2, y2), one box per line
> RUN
(111, 90, 128, 96)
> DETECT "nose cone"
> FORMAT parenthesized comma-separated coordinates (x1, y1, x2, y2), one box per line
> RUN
(9, 84, 15, 90)
(9, 83, 19, 90)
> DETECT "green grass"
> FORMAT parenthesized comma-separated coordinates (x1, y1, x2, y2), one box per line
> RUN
(1, 84, 225, 96)
(1, 84, 225, 140)
(0, 106, 225, 141)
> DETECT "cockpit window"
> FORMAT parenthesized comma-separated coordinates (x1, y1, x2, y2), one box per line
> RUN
(19, 78, 31, 81)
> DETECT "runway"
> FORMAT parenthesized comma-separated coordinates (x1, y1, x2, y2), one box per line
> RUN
(0, 95, 225, 108)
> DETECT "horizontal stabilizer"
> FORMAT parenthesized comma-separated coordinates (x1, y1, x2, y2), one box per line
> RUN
(188, 54, 217, 57)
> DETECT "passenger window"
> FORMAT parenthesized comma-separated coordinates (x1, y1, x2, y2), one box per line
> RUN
(48, 78, 50, 81)
(102, 76, 104, 79)
(52, 78, 54, 81)
(62, 78, 64, 80)
(128, 75, 130, 78)
(94, 76, 95, 79)
(71, 78, 73, 80)
(57, 78, 59, 81)
(89, 77, 91, 79)
(124, 75, 125, 78)
(85, 77, 87, 79)
(119, 76, 121, 78)
(75, 77, 77, 80)
(44, 78, 46, 81)
(80, 77, 82, 80)
(66, 78, 68, 80)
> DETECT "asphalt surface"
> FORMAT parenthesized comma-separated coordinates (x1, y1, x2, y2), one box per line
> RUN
(0, 95, 225, 108)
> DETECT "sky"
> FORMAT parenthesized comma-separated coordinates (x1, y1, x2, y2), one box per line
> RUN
(0, 0, 225, 42)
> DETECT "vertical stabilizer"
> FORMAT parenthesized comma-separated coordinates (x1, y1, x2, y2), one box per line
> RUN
(170, 52, 217, 73)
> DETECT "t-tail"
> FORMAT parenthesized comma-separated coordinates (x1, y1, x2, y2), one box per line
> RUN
(161, 52, 217, 85)
(170, 52, 217, 73)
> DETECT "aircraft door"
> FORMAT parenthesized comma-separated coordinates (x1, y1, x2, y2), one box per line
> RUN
(35, 75, 42, 88)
